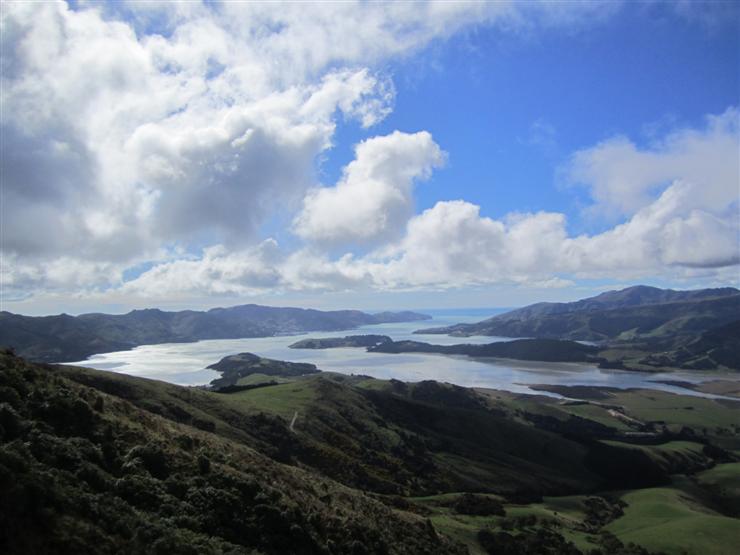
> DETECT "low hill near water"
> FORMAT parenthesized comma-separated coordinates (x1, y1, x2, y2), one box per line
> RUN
(368, 338, 602, 363)
(0, 351, 457, 555)
(289, 335, 392, 349)
(0, 306, 430, 363)
(207, 353, 320, 389)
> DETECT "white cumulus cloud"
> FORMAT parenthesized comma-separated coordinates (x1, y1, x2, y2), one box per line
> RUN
(566, 107, 739, 218)
(3, 1, 736, 307)
(293, 131, 446, 247)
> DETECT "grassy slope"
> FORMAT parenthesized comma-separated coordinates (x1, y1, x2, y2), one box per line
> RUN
(3, 351, 739, 554)
(694, 463, 740, 516)
(414, 472, 740, 555)
(226, 375, 601, 496)
(17, 359, 605, 539)
(516, 385, 740, 453)
(222, 381, 319, 418)
(351, 382, 739, 555)
(0, 352, 463, 555)
(466, 387, 740, 554)
(690, 381, 740, 399)
(606, 485, 740, 555)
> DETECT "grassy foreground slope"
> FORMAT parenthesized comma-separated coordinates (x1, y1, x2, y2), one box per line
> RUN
(0, 351, 461, 555)
(52, 362, 604, 497)
(605, 483, 740, 555)
(2, 350, 739, 554)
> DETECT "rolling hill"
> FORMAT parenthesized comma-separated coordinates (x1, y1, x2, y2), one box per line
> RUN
(368, 338, 602, 363)
(0, 305, 430, 363)
(415, 286, 740, 371)
(2, 350, 739, 554)
(416, 286, 739, 342)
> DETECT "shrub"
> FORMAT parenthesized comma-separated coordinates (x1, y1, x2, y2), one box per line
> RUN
(125, 443, 170, 479)
(452, 493, 505, 516)
(197, 454, 210, 475)
(0, 403, 22, 440)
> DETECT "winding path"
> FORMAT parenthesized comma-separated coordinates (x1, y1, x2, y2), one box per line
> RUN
(289, 411, 299, 432)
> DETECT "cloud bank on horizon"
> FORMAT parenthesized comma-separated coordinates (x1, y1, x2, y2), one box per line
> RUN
(1, 0, 738, 310)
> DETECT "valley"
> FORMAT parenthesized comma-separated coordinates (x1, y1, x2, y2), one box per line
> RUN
(1, 349, 738, 554)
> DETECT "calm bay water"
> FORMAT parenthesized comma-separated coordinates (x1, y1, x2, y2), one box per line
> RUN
(66, 309, 739, 398)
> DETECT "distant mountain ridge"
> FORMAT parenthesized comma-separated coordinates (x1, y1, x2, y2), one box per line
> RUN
(416, 286, 740, 342)
(414, 286, 740, 371)
(0, 304, 431, 363)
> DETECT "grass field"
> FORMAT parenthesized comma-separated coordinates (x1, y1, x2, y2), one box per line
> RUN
(696, 463, 740, 492)
(694, 463, 740, 516)
(691, 381, 740, 399)
(610, 390, 740, 430)
(600, 439, 707, 469)
(234, 372, 293, 386)
(221, 378, 319, 418)
(606, 485, 740, 555)
(414, 466, 740, 555)
(415, 492, 603, 554)
(557, 402, 635, 431)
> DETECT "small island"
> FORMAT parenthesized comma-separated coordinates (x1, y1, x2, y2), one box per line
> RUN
(207, 352, 320, 390)
(289, 334, 392, 349)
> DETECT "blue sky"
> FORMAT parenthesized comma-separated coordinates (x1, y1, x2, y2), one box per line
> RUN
(325, 4, 739, 231)
(2, 1, 739, 314)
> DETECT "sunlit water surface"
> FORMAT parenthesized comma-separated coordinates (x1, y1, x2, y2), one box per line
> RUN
(65, 309, 740, 399)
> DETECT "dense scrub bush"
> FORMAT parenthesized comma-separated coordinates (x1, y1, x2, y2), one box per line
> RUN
(478, 528, 581, 555)
(125, 443, 170, 479)
(0, 352, 462, 555)
(452, 493, 505, 516)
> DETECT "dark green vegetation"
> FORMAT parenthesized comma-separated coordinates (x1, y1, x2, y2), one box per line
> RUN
(2, 350, 739, 554)
(418, 286, 740, 338)
(289, 335, 392, 349)
(638, 320, 740, 371)
(0, 305, 430, 363)
(414, 384, 740, 555)
(417, 286, 740, 371)
(369, 338, 602, 363)
(0, 351, 459, 555)
(207, 353, 320, 389)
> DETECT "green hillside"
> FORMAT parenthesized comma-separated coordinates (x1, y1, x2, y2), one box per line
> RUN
(416, 286, 740, 371)
(0, 350, 460, 555)
(2, 350, 739, 554)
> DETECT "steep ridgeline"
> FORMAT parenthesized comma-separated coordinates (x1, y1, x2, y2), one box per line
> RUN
(0, 306, 430, 363)
(416, 286, 740, 342)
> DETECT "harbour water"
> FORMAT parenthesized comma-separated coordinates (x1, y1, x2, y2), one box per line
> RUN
(66, 309, 740, 398)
